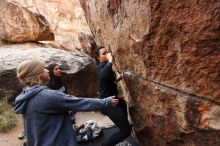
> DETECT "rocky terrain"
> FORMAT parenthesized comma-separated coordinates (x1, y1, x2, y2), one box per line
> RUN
(0, 0, 219, 146)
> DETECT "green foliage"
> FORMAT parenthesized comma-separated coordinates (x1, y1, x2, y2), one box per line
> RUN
(0, 96, 17, 133)
(0, 111, 17, 133)
(0, 102, 3, 114)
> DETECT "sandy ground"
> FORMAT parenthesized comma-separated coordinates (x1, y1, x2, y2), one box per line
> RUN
(0, 115, 24, 146)
(0, 112, 114, 146)
(75, 111, 115, 128)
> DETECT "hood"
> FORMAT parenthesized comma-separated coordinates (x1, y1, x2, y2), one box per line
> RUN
(14, 85, 46, 114)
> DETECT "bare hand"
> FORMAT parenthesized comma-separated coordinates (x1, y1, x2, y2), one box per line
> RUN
(110, 96, 119, 107)
(106, 53, 113, 62)
(119, 73, 124, 79)
(116, 73, 123, 82)
(117, 96, 124, 100)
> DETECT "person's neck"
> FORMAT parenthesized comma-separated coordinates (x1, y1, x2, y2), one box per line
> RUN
(26, 82, 43, 89)
(100, 61, 108, 63)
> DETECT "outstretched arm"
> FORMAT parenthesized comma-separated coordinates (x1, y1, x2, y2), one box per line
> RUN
(42, 90, 118, 113)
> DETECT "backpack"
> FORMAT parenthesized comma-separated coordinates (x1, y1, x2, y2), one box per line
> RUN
(75, 120, 102, 143)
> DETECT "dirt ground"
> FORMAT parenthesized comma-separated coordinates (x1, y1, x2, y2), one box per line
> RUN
(0, 115, 24, 146)
(0, 112, 114, 146)
(75, 111, 114, 128)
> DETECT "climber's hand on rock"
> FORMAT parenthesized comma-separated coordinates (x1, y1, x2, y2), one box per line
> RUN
(116, 73, 123, 82)
(106, 53, 113, 62)
(118, 73, 124, 79)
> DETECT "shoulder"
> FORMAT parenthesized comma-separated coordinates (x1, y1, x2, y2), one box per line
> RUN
(39, 88, 66, 99)
(44, 81, 51, 88)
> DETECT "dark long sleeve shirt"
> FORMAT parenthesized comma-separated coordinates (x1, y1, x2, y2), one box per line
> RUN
(98, 62, 118, 98)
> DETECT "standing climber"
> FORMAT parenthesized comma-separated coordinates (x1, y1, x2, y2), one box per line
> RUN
(94, 46, 132, 146)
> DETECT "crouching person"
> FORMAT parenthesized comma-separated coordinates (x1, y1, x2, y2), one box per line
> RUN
(14, 59, 118, 146)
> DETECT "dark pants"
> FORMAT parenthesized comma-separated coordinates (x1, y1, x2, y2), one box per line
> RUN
(101, 98, 132, 146)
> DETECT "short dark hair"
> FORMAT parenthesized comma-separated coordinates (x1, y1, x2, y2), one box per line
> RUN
(93, 46, 105, 63)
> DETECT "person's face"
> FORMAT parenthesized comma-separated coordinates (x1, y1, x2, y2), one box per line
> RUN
(53, 65, 61, 77)
(97, 48, 109, 62)
(40, 68, 50, 82)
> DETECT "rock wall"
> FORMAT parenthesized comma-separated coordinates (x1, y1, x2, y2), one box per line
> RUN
(8, 0, 92, 50)
(80, 0, 220, 145)
(0, 0, 54, 42)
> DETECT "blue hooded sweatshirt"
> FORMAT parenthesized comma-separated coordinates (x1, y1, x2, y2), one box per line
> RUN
(14, 85, 112, 146)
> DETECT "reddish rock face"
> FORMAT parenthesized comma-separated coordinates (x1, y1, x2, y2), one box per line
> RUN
(78, 32, 97, 56)
(126, 76, 220, 146)
(80, 0, 220, 101)
(8, 0, 92, 50)
(0, 0, 54, 43)
(80, 0, 220, 145)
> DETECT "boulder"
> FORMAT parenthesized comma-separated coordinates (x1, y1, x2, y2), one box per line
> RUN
(0, 43, 98, 102)
(80, 0, 220, 102)
(126, 76, 220, 146)
(80, 0, 220, 145)
(78, 32, 97, 57)
(8, 0, 92, 50)
(0, 0, 54, 43)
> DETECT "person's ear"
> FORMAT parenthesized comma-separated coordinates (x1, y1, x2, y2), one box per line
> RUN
(96, 56, 100, 62)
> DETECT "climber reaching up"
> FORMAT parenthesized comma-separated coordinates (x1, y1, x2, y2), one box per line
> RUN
(94, 46, 132, 146)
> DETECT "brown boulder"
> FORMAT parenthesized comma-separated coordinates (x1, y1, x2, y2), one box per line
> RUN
(8, 0, 92, 50)
(78, 32, 97, 56)
(80, 0, 220, 145)
(126, 76, 220, 146)
(0, 0, 54, 43)
(80, 0, 220, 102)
